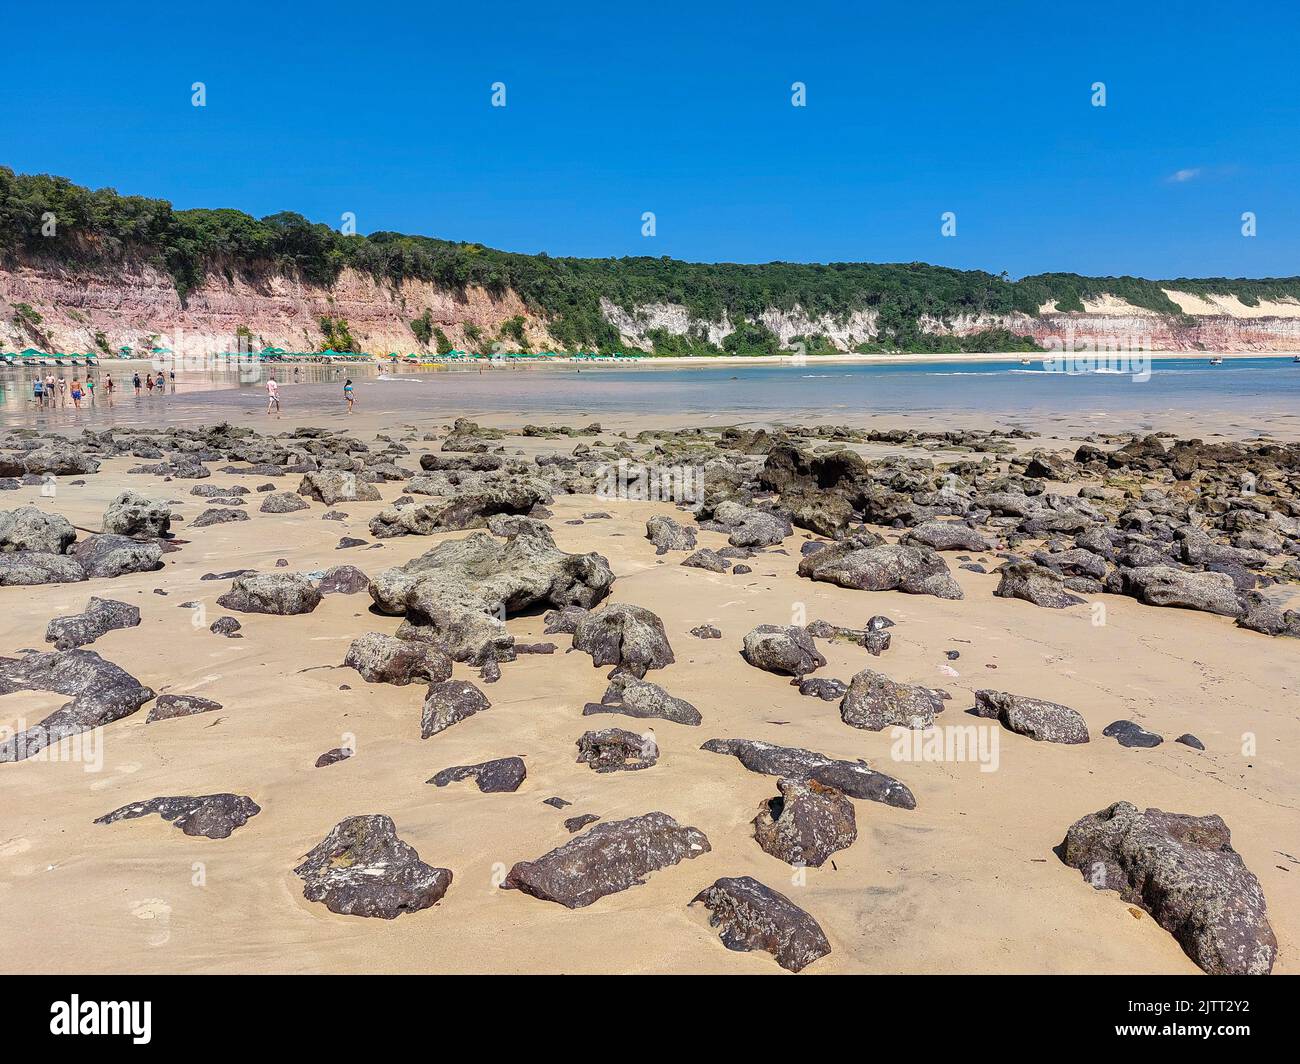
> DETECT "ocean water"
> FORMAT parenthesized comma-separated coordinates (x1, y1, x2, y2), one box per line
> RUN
(1, 356, 1298, 427)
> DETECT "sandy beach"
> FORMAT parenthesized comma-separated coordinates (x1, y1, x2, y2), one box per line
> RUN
(1, 403, 1295, 975)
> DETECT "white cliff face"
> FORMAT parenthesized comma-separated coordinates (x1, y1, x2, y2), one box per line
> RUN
(600, 299, 879, 350)
(599, 300, 734, 348)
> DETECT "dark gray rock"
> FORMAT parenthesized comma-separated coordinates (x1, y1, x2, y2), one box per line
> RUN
(101, 491, 172, 537)
(420, 679, 491, 737)
(797, 677, 848, 701)
(72, 535, 163, 578)
(1103, 719, 1164, 748)
(343, 632, 453, 685)
(1120, 565, 1243, 618)
(209, 616, 242, 637)
(146, 693, 222, 723)
(681, 548, 730, 572)
(572, 603, 674, 677)
(315, 746, 353, 767)
(297, 470, 381, 505)
(575, 727, 659, 772)
(191, 507, 249, 528)
(701, 737, 915, 810)
(741, 624, 825, 677)
(0, 505, 76, 554)
(1062, 801, 1276, 975)
(318, 565, 370, 595)
(429, 756, 526, 793)
(294, 814, 452, 918)
(690, 875, 831, 973)
(646, 514, 698, 554)
(840, 669, 940, 731)
(216, 572, 322, 615)
(689, 624, 722, 639)
(994, 561, 1085, 608)
(564, 814, 601, 832)
(973, 689, 1090, 744)
(798, 538, 963, 599)
(584, 674, 702, 725)
(500, 811, 709, 908)
(753, 776, 857, 867)
(94, 794, 260, 839)
(260, 491, 311, 514)
(44, 597, 140, 649)
(0, 551, 87, 586)
(0, 649, 154, 763)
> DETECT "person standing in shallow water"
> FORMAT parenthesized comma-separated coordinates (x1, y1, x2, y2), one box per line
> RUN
(343, 378, 354, 413)
(133, 372, 141, 395)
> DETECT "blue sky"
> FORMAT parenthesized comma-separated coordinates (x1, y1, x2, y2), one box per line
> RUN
(4, 0, 1298, 278)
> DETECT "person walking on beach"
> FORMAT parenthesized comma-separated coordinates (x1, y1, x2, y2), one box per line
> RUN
(32, 375, 43, 409)
(343, 378, 354, 413)
(86, 375, 96, 403)
(169, 369, 175, 390)
(57, 376, 67, 407)
(70, 376, 83, 410)
(104, 374, 115, 405)
(145, 374, 154, 396)
(132, 372, 141, 396)
(156, 370, 165, 392)
(266, 376, 281, 418)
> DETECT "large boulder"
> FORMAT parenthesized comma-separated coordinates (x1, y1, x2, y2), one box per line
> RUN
(1062, 801, 1276, 975)
(0, 506, 76, 554)
(741, 624, 825, 677)
(501, 812, 710, 908)
(994, 561, 1085, 609)
(343, 632, 453, 685)
(839, 669, 941, 731)
(973, 689, 1090, 744)
(101, 491, 172, 537)
(690, 875, 831, 973)
(753, 777, 857, 867)
(709, 501, 791, 547)
(294, 814, 452, 918)
(0, 649, 154, 763)
(71, 535, 163, 578)
(369, 523, 613, 664)
(571, 603, 674, 677)
(0, 551, 87, 586)
(798, 538, 962, 599)
(369, 484, 545, 538)
(297, 470, 381, 505)
(903, 520, 997, 552)
(646, 515, 698, 554)
(701, 737, 915, 810)
(44, 597, 141, 650)
(1120, 566, 1243, 617)
(216, 572, 322, 615)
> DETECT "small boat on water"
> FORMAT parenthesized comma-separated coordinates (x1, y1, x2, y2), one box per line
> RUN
(1209, 357, 1224, 365)
(1019, 358, 1032, 365)
(1293, 355, 1300, 363)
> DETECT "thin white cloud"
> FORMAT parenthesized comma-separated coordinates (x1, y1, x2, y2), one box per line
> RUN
(1166, 168, 1202, 183)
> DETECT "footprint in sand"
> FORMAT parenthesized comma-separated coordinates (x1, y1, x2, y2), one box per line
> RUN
(132, 898, 172, 947)
(0, 836, 32, 858)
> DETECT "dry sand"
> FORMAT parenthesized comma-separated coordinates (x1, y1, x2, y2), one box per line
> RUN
(0, 413, 1296, 974)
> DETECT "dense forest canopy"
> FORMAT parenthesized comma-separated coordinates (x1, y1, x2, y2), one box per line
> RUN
(4, 167, 1299, 352)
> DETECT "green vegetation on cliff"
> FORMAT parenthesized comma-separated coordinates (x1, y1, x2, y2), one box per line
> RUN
(4, 166, 1299, 352)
